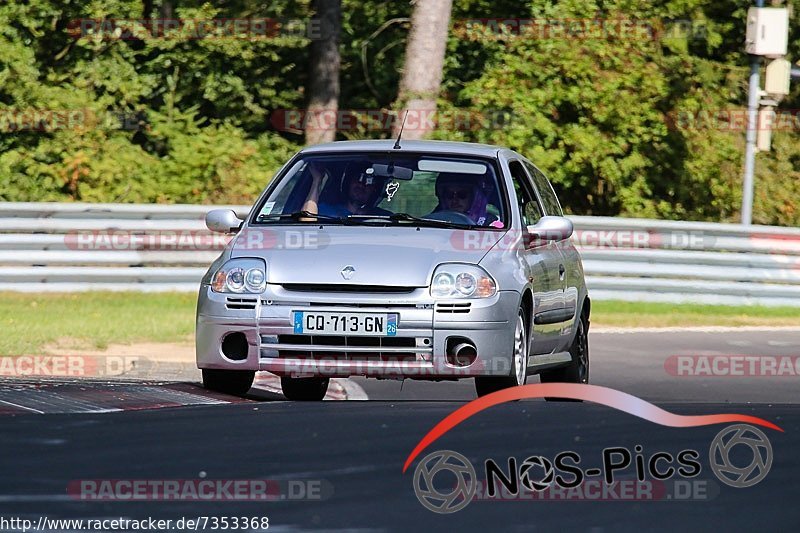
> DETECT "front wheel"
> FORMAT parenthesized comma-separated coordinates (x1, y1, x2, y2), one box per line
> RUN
(475, 309, 528, 398)
(202, 369, 255, 396)
(540, 313, 589, 400)
(281, 377, 329, 401)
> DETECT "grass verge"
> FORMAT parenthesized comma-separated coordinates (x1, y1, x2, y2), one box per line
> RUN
(0, 292, 196, 355)
(592, 300, 800, 328)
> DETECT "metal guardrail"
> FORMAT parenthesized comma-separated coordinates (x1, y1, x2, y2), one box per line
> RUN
(1, 203, 799, 306)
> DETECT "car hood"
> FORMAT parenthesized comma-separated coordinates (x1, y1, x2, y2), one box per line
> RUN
(231, 226, 506, 287)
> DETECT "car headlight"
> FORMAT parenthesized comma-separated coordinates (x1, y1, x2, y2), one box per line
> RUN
(211, 258, 267, 294)
(431, 264, 496, 299)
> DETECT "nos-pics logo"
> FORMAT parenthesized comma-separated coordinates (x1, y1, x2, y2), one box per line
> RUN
(404, 384, 782, 515)
(413, 423, 773, 514)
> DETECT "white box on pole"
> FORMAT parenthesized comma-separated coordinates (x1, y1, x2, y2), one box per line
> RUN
(756, 107, 775, 152)
(765, 58, 791, 96)
(746, 8, 789, 57)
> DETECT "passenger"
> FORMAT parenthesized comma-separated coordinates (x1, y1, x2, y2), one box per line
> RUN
(302, 162, 388, 217)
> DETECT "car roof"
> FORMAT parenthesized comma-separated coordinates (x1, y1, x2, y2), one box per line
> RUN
(299, 139, 506, 158)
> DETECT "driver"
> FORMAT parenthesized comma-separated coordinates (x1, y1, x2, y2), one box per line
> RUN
(302, 162, 389, 217)
(431, 173, 499, 226)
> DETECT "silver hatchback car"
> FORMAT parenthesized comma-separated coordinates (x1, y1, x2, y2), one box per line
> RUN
(197, 140, 589, 400)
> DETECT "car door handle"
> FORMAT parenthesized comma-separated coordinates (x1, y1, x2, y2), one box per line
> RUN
(558, 264, 566, 281)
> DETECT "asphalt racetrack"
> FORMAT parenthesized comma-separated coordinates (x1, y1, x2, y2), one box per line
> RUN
(0, 329, 798, 532)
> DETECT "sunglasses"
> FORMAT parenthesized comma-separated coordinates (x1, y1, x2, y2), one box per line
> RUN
(442, 188, 471, 201)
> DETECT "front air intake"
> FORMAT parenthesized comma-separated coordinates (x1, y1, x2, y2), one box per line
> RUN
(221, 332, 249, 361)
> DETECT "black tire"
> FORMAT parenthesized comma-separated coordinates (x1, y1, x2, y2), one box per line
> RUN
(540, 312, 589, 401)
(281, 377, 329, 401)
(202, 369, 255, 396)
(475, 309, 528, 398)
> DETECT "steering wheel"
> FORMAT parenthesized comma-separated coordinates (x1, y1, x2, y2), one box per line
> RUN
(424, 210, 476, 225)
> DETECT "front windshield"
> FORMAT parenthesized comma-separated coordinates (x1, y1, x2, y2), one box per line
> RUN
(252, 153, 507, 229)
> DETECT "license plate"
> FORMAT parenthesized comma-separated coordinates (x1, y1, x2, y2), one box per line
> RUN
(293, 311, 398, 336)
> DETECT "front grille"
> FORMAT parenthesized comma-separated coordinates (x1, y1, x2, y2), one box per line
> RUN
(279, 335, 415, 347)
(281, 284, 417, 294)
(226, 297, 258, 310)
(270, 334, 418, 361)
(436, 302, 472, 314)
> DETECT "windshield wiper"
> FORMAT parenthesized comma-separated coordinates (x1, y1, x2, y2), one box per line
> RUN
(345, 213, 477, 229)
(256, 210, 344, 223)
(258, 211, 479, 229)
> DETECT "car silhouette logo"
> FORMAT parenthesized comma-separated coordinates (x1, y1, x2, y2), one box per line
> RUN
(341, 266, 356, 280)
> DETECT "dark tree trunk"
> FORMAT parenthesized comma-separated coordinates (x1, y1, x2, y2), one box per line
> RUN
(393, 0, 453, 140)
(160, 1, 174, 20)
(306, 0, 341, 145)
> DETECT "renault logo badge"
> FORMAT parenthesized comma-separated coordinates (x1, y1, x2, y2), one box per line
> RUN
(341, 266, 356, 280)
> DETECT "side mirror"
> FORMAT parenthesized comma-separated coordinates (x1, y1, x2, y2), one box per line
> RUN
(206, 209, 242, 234)
(526, 216, 573, 246)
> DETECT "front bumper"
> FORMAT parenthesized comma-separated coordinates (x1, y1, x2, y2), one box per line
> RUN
(196, 284, 520, 379)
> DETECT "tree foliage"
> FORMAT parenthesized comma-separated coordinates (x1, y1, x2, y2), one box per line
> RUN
(438, 0, 800, 224)
(1, 0, 798, 226)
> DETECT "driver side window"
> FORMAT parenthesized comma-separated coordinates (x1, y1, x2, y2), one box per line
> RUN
(509, 161, 543, 226)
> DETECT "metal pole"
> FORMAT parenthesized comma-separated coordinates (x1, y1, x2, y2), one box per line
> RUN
(741, 0, 765, 226)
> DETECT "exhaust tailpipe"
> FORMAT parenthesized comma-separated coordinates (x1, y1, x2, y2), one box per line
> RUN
(451, 342, 477, 367)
